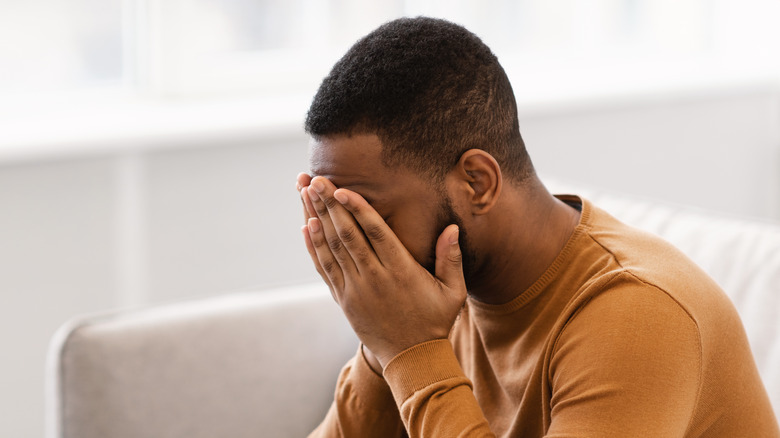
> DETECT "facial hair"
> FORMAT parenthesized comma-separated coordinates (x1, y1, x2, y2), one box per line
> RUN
(426, 196, 479, 290)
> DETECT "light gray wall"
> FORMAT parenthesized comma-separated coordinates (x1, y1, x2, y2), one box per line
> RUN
(1, 135, 319, 438)
(523, 89, 780, 220)
(1, 158, 117, 437)
(0, 87, 778, 437)
(143, 136, 320, 303)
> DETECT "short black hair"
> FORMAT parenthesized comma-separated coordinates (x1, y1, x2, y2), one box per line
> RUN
(305, 16, 533, 183)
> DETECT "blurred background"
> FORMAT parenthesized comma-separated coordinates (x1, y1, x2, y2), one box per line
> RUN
(2, 0, 779, 436)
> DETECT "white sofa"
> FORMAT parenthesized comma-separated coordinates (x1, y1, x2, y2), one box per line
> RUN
(46, 187, 780, 437)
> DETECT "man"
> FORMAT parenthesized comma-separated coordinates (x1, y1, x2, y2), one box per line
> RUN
(296, 17, 779, 437)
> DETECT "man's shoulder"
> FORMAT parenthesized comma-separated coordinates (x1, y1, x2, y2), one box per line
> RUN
(580, 200, 730, 317)
(554, 200, 749, 376)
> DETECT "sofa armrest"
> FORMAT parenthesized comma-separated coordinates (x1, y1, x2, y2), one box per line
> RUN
(46, 282, 357, 438)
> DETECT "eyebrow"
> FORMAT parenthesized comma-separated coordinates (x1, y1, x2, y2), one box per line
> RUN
(340, 184, 387, 208)
(342, 185, 381, 206)
(308, 167, 389, 204)
(311, 174, 368, 192)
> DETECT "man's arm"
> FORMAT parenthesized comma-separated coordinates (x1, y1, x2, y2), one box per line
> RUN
(308, 346, 406, 438)
(299, 174, 404, 437)
(382, 339, 494, 437)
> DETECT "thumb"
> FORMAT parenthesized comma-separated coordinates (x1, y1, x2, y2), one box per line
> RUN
(434, 224, 466, 288)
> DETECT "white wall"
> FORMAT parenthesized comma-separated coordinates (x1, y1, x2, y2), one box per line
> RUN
(0, 85, 778, 437)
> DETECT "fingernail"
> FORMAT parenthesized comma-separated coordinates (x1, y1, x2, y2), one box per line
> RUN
(334, 190, 348, 204)
(311, 179, 324, 193)
(449, 226, 459, 245)
(308, 217, 320, 233)
(308, 186, 318, 202)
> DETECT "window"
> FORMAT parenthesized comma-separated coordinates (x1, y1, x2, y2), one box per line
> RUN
(0, 0, 123, 94)
(1, 1, 778, 102)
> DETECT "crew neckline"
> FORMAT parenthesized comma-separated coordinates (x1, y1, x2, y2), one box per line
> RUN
(467, 194, 591, 316)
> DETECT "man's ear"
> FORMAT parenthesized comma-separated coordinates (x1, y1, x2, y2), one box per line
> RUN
(447, 149, 502, 215)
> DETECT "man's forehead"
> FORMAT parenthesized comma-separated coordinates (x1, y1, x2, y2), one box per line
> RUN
(308, 134, 387, 186)
(308, 159, 381, 189)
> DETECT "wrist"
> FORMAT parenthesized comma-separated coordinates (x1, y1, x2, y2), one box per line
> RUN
(361, 344, 384, 375)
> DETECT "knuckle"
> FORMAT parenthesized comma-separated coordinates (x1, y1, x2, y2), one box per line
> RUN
(321, 259, 337, 274)
(369, 266, 389, 282)
(364, 224, 387, 242)
(355, 247, 372, 264)
(390, 268, 407, 284)
(313, 202, 329, 217)
(323, 195, 340, 210)
(348, 202, 362, 216)
(338, 226, 360, 245)
(310, 231, 326, 248)
(327, 235, 344, 253)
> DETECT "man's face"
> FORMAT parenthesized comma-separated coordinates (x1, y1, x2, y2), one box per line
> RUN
(309, 133, 470, 276)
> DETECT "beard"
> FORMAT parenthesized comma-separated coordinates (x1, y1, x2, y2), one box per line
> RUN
(423, 196, 479, 290)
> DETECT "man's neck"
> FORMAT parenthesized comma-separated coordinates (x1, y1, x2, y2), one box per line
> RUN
(467, 178, 581, 305)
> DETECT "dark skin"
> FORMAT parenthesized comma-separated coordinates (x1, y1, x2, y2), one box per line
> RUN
(297, 133, 580, 371)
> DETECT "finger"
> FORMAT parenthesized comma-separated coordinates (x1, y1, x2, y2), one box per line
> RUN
(296, 172, 312, 192)
(300, 186, 317, 222)
(309, 178, 381, 272)
(298, 173, 315, 223)
(434, 224, 466, 290)
(306, 216, 345, 292)
(331, 187, 406, 266)
(302, 224, 339, 303)
(307, 178, 360, 275)
(301, 224, 330, 286)
(304, 185, 349, 296)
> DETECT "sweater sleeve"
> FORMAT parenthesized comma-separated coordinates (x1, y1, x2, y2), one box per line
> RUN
(383, 340, 496, 437)
(308, 345, 406, 438)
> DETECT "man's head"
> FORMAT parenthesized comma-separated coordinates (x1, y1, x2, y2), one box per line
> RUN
(305, 16, 533, 185)
(306, 17, 534, 289)
(308, 133, 480, 285)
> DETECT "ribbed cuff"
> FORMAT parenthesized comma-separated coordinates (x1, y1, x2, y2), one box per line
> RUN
(382, 339, 466, 407)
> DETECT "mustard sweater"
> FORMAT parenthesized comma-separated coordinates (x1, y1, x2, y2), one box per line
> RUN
(309, 197, 779, 437)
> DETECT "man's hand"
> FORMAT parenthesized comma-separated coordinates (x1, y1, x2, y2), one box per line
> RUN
(297, 173, 386, 373)
(297, 174, 467, 369)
